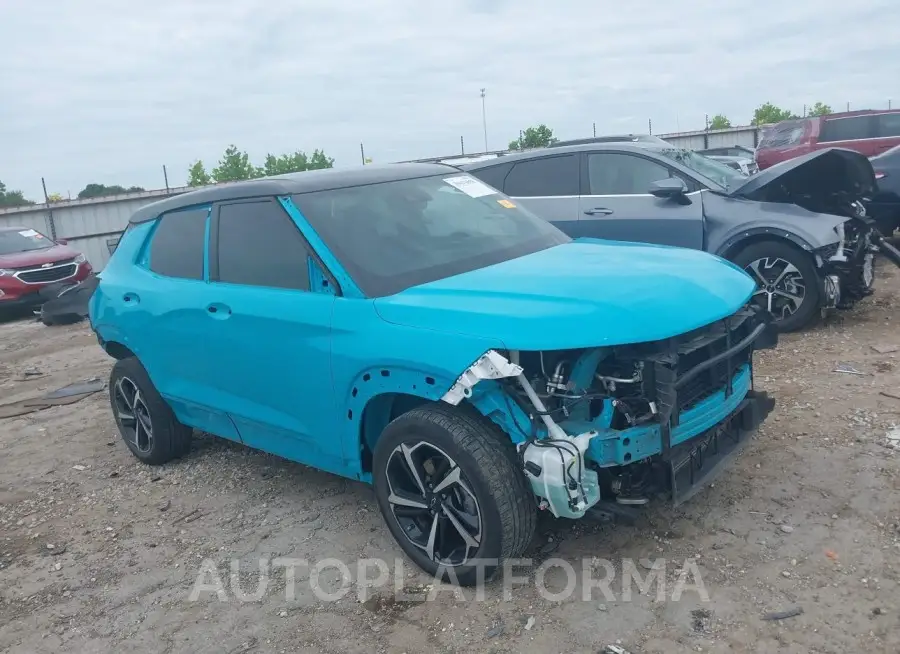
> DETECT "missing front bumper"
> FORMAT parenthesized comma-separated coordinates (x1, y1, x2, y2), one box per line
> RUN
(669, 390, 775, 506)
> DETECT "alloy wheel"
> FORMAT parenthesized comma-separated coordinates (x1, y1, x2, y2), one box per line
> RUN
(384, 441, 482, 566)
(113, 376, 154, 454)
(745, 257, 807, 319)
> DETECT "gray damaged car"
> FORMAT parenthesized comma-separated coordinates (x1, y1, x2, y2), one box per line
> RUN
(464, 144, 900, 332)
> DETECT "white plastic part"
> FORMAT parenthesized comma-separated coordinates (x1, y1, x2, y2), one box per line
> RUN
(521, 431, 600, 519)
(441, 350, 523, 405)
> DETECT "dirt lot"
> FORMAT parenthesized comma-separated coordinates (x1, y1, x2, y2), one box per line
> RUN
(2, 262, 900, 654)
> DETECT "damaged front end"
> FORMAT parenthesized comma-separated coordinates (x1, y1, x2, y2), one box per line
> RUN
(730, 147, 900, 311)
(442, 305, 778, 519)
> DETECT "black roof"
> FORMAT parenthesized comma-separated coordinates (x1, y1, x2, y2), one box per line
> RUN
(461, 142, 673, 169)
(128, 162, 457, 224)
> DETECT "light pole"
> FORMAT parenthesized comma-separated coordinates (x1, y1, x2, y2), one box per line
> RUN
(480, 88, 488, 152)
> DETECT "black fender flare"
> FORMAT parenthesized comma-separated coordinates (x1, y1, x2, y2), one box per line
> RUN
(715, 227, 820, 264)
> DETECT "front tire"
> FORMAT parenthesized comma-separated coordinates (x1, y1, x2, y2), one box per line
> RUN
(731, 240, 821, 332)
(372, 403, 536, 586)
(109, 357, 192, 465)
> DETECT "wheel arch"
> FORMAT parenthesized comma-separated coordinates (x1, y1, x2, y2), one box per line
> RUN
(344, 365, 457, 476)
(717, 229, 819, 263)
(348, 365, 529, 476)
(103, 339, 137, 361)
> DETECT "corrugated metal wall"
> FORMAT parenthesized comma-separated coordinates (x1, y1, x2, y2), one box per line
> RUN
(659, 125, 760, 149)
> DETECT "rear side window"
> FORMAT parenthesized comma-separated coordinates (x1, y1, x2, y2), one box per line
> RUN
(875, 113, 900, 138)
(819, 115, 873, 143)
(148, 207, 208, 280)
(587, 153, 671, 195)
(758, 121, 807, 149)
(215, 200, 311, 291)
(469, 162, 513, 191)
(504, 155, 579, 196)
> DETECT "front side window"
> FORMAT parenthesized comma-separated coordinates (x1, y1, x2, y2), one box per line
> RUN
(291, 174, 568, 297)
(656, 149, 745, 191)
(0, 228, 53, 255)
(504, 155, 579, 197)
(587, 153, 671, 195)
(148, 207, 208, 280)
(215, 200, 311, 291)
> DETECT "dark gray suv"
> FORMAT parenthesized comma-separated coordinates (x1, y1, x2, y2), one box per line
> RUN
(464, 143, 900, 332)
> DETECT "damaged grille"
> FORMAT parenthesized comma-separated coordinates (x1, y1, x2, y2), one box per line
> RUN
(637, 306, 774, 456)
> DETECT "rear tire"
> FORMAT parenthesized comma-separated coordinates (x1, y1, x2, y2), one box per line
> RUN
(372, 403, 536, 586)
(731, 240, 821, 332)
(109, 357, 192, 465)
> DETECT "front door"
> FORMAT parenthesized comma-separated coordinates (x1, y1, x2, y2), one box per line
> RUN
(575, 151, 705, 249)
(203, 198, 342, 474)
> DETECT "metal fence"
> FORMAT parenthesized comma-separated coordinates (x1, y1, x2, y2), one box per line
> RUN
(0, 124, 765, 271)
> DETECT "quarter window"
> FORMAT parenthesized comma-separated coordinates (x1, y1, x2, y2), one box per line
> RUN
(469, 162, 513, 192)
(148, 207, 208, 280)
(876, 113, 900, 138)
(587, 153, 671, 195)
(504, 155, 579, 197)
(215, 200, 311, 291)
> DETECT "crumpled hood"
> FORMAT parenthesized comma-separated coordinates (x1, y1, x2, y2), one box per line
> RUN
(727, 147, 875, 202)
(374, 239, 755, 350)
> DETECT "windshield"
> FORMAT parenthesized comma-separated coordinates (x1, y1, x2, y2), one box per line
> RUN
(0, 228, 53, 255)
(657, 149, 746, 191)
(292, 174, 569, 297)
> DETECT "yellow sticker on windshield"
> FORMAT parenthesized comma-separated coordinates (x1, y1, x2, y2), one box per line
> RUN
(497, 199, 516, 208)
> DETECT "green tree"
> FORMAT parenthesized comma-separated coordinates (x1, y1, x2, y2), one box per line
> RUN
(188, 160, 212, 187)
(211, 145, 263, 183)
(508, 124, 558, 150)
(308, 149, 335, 170)
(751, 102, 799, 125)
(708, 114, 732, 129)
(0, 180, 33, 208)
(807, 102, 833, 117)
(77, 183, 144, 199)
(263, 149, 335, 176)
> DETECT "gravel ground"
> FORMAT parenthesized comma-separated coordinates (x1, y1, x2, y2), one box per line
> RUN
(2, 260, 900, 654)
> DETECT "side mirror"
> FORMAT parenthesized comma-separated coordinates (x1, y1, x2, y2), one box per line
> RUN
(648, 178, 688, 199)
(56, 239, 68, 245)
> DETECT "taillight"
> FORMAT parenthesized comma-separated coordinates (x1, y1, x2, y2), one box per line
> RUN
(875, 171, 886, 180)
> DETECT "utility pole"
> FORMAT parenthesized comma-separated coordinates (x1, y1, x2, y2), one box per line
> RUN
(480, 88, 488, 152)
(460, 135, 465, 155)
(360, 143, 366, 165)
(648, 118, 652, 135)
(593, 122, 596, 137)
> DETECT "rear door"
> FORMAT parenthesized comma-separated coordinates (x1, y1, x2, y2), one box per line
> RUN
(499, 154, 581, 232)
(575, 151, 705, 249)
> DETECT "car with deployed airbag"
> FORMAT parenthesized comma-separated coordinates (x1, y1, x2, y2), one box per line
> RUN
(89, 164, 776, 585)
(464, 144, 900, 332)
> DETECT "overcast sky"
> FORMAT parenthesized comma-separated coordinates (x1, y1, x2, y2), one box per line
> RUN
(1, 0, 896, 200)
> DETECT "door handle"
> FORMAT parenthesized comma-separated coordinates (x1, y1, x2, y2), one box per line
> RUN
(206, 303, 232, 319)
(583, 207, 614, 216)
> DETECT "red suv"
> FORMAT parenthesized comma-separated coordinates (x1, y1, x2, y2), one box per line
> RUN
(755, 109, 900, 170)
(0, 226, 93, 315)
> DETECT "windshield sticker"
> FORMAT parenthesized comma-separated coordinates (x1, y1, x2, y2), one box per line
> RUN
(496, 199, 516, 208)
(443, 175, 496, 198)
(18, 229, 40, 238)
